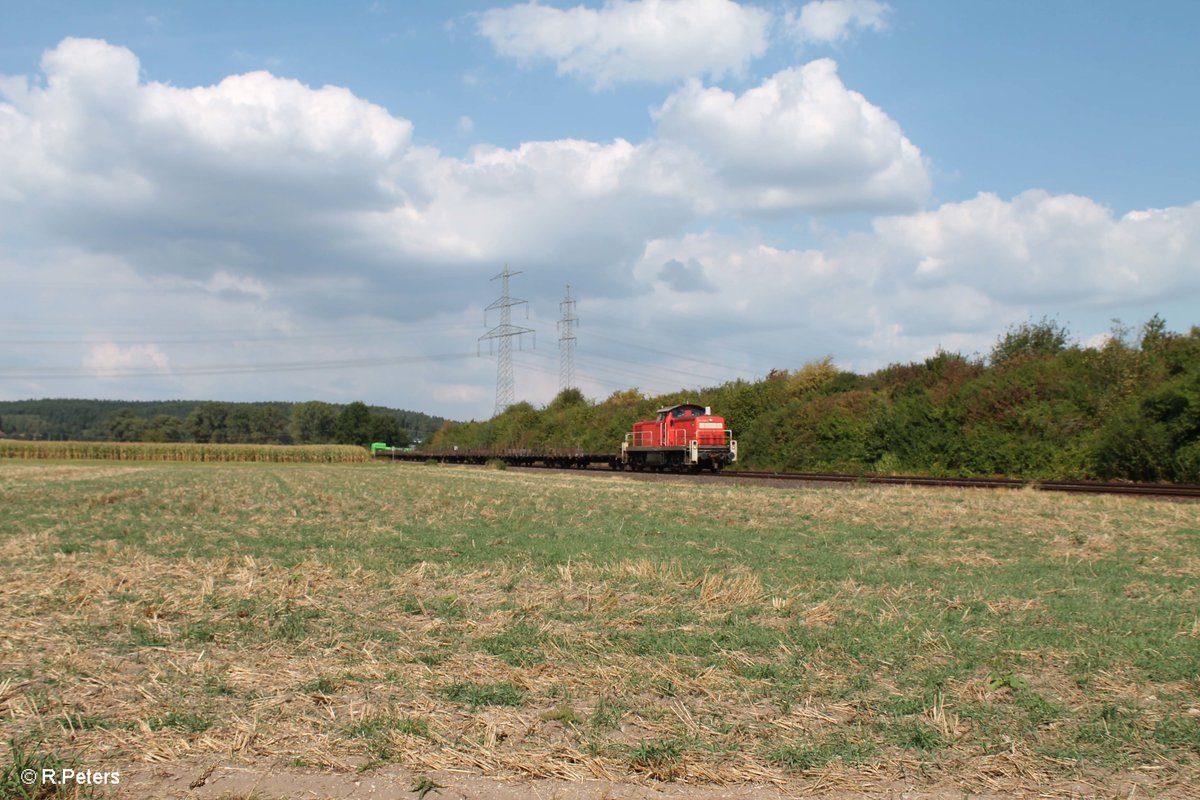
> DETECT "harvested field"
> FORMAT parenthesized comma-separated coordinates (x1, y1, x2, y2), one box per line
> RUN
(1, 460, 1198, 798)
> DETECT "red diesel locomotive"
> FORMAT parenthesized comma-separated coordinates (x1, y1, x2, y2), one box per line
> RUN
(620, 403, 738, 472)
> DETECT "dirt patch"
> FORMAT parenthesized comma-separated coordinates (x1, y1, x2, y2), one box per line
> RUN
(115, 758, 1191, 800)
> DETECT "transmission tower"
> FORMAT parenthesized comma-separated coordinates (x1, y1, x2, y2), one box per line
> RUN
(558, 284, 578, 393)
(478, 266, 534, 415)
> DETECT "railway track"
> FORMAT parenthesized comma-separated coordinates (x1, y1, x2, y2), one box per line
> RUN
(375, 451, 1200, 500)
(721, 470, 1200, 499)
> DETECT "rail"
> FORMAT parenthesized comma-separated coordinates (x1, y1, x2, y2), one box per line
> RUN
(708, 470, 1200, 500)
(372, 449, 1199, 499)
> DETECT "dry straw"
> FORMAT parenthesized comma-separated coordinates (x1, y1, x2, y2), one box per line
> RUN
(3, 460, 1198, 798)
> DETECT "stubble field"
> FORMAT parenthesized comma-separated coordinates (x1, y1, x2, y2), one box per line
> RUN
(1, 460, 1198, 798)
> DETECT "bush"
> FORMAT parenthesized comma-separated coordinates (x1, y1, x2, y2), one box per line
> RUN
(990, 317, 1072, 365)
(784, 357, 838, 399)
(1090, 409, 1172, 481)
(1173, 441, 1200, 483)
(423, 317, 1199, 484)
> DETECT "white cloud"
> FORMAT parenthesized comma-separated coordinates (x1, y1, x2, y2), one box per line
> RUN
(432, 383, 490, 403)
(476, 0, 771, 87)
(202, 271, 270, 298)
(0, 39, 413, 283)
(84, 343, 171, 378)
(3, 38, 1198, 416)
(622, 191, 1200, 372)
(654, 60, 930, 212)
(0, 38, 929, 304)
(785, 0, 891, 45)
(869, 191, 1200, 306)
(0, 42, 501, 363)
(356, 137, 700, 282)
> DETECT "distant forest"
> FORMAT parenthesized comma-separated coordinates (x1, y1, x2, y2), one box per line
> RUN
(0, 399, 446, 448)
(430, 317, 1200, 483)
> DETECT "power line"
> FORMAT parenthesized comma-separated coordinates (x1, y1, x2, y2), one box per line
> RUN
(512, 352, 655, 396)
(573, 349, 732, 386)
(514, 349, 717, 397)
(510, 316, 753, 393)
(0, 352, 477, 380)
(0, 321, 480, 346)
(586, 331, 764, 376)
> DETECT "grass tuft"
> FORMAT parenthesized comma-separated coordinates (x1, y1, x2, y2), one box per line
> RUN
(628, 739, 683, 780)
(2, 738, 97, 799)
(439, 681, 525, 708)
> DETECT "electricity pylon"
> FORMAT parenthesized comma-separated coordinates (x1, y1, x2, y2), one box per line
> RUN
(558, 284, 578, 393)
(479, 266, 534, 415)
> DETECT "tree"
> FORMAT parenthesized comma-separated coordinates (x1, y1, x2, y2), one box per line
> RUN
(491, 401, 540, 448)
(224, 406, 254, 443)
(1140, 314, 1168, 352)
(548, 388, 586, 412)
(785, 356, 838, 399)
(248, 405, 290, 443)
(106, 409, 145, 442)
(289, 401, 337, 444)
(367, 414, 408, 447)
(334, 401, 372, 446)
(1090, 406, 1172, 482)
(187, 402, 229, 443)
(990, 317, 1072, 366)
(143, 415, 185, 443)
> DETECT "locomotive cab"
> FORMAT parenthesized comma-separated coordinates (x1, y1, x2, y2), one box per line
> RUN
(621, 403, 738, 472)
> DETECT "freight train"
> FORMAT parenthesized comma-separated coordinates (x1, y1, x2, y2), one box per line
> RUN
(373, 402, 738, 473)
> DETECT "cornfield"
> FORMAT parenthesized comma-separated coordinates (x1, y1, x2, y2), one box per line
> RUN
(0, 440, 369, 463)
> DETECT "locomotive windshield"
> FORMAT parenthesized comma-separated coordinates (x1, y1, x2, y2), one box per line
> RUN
(658, 404, 707, 421)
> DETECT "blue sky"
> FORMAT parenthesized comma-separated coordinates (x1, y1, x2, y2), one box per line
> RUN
(1, 1, 1198, 420)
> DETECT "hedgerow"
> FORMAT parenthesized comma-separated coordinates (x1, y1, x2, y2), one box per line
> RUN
(430, 317, 1200, 483)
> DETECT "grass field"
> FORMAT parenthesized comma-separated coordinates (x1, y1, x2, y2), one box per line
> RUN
(1, 460, 1198, 797)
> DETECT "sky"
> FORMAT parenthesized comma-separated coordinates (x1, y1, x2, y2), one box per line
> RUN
(1, 0, 1198, 421)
